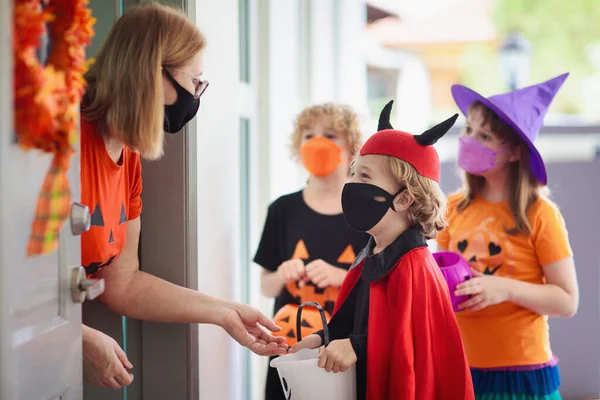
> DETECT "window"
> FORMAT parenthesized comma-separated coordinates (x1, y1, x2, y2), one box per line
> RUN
(365, 1, 600, 127)
(239, 0, 250, 83)
(239, 116, 251, 397)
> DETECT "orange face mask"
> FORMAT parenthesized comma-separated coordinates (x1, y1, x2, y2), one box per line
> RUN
(300, 137, 342, 177)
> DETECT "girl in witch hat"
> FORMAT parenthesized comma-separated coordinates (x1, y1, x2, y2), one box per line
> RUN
(291, 101, 474, 400)
(438, 73, 579, 399)
(255, 103, 370, 400)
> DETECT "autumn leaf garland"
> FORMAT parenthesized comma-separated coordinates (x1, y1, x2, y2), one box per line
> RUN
(13, 0, 95, 256)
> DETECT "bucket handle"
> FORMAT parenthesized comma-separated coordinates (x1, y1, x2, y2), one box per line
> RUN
(296, 302, 330, 346)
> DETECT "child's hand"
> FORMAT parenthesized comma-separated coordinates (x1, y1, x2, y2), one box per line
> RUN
(289, 334, 322, 353)
(277, 259, 306, 284)
(318, 339, 357, 373)
(455, 268, 514, 311)
(305, 259, 347, 288)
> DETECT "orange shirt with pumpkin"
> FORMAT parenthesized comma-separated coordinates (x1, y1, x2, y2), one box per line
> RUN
(80, 119, 143, 276)
(437, 191, 573, 368)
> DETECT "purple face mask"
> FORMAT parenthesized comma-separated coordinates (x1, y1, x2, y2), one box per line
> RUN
(457, 136, 498, 175)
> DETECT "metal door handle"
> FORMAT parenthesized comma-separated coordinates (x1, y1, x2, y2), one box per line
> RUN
(71, 266, 105, 303)
(70, 202, 91, 236)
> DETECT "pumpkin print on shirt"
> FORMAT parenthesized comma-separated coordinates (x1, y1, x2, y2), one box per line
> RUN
(272, 240, 358, 344)
(453, 217, 516, 277)
(437, 192, 574, 367)
(80, 119, 143, 276)
(285, 239, 356, 311)
(84, 203, 129, 274)
(253, 191, 370, 346)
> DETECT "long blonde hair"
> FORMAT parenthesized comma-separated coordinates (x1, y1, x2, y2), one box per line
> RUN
(82, 3, 206, 160)
(457, 102, 549, 236)
(384, 157, 447, 240)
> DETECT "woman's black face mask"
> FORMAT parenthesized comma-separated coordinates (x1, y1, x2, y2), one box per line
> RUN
(341, 182, 406, 232)
(163, 70, 200, 134)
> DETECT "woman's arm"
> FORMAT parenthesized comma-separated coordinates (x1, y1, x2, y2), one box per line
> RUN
(96, 217, 287, 355)
(96, 217, 221, 323)
(508, 257, 579, 318)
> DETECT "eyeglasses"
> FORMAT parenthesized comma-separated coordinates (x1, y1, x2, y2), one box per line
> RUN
(167, 68, 209, 99)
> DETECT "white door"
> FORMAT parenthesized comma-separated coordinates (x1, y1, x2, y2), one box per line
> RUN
(0, 0, 101, 398)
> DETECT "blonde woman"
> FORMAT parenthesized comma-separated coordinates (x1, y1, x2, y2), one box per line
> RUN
(80, 4, 286, 390)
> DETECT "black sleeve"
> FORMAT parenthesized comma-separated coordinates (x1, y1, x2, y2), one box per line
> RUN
(312, 285, 358, 344)
(349, 334, 367, 361)
(253, 204, 284, 272)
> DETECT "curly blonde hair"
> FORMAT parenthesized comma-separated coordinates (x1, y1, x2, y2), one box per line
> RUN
(384, 157, 447, 239)
(290, 103, 362, 160)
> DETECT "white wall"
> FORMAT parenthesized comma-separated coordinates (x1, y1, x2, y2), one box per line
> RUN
(364, 39, 432, 135)
(192, 0, 243, 399)
(266, 0, 369, 203)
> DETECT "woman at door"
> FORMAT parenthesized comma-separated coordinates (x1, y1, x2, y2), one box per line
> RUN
(254, 103, 370, 400)
(80, 3, 287, 390)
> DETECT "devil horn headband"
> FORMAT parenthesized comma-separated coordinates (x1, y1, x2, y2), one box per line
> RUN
(377, 100, 458, 145)
(378, 100, 394, 131)
(415, 114, 459, 146)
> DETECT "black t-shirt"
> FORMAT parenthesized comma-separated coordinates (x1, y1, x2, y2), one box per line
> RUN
(253, 190, 370, 317)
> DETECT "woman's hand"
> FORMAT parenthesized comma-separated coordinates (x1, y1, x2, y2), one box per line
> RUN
(318, 339, 357, 373)
(304, 259, 347, 288)
(455, 269, 515, 312)
(289, 334, 323, 353)
(219, 301, 288, 356)
(82, 325, 134, 389)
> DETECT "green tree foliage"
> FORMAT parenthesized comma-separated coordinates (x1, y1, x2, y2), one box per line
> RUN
(492, 0, 600, 116)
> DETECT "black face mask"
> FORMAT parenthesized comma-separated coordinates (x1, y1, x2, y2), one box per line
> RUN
(341, 182, 406, 232)
(163, 70, 200, 134)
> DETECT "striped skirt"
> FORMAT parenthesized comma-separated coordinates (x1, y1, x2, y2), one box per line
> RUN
(471, 356, 561, 400)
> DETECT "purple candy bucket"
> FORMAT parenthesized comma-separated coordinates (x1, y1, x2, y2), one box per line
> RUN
(432, 251, 472, 312)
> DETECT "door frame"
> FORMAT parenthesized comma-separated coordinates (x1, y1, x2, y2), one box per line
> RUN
(0, 0, 16, 394)
(137, 0, 199, 398)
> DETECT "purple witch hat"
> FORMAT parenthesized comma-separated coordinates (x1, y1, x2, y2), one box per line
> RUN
(451, 73, 569, 184)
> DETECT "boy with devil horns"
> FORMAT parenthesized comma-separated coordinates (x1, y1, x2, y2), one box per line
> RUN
(291, 101, 475, 399)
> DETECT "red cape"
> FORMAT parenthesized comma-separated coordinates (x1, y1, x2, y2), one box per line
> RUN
(333, 247, 474, 399)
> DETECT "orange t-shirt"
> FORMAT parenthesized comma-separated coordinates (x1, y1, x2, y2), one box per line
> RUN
(80, 119, 142, 275)
(437, 192, 572, 368)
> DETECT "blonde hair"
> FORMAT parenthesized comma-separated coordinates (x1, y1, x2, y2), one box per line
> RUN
(81, 3, 206, 160)
(457, 101, 549, 236)
(384, 157, 447, 240)
(290, 103, 362, 160)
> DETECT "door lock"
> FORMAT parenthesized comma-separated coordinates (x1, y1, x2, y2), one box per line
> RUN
(70, 202, 91, 236)
(71, 266, 105, 303)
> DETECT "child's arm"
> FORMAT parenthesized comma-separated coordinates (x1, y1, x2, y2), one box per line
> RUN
(318, 339, 358, 373)
(457, 200, 578, 317)
(348, 335, 366, 361)
(291, 283, 362, 353)
(456, 257, 578, 317)
(508, 257, 578, 317)
(507, 200, 578, 316)
(260, 259, 305, 298)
